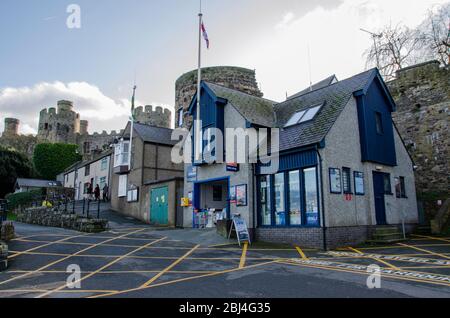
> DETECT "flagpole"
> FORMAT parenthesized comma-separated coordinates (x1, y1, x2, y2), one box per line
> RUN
(195, 9, 203, 162)
(129, 85, 136, 171)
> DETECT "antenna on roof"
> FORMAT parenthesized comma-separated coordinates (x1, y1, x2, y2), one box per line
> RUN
(307, 44, 313, 92)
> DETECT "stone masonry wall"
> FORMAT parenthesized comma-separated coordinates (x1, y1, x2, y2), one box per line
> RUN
(388, 61, 449, 196)
(16, 207, 109, 233)
(175, 66, 263, 129)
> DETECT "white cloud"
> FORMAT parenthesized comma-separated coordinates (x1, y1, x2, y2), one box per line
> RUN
(229, 0, 449, 102)
(0, 82, 173, 135)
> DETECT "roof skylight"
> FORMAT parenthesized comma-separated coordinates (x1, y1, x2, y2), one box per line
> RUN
(284, 103, 323, 128)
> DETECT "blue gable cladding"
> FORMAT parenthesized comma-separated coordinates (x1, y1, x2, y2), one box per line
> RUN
(354, 75, 397, 167)
(256, 149, 318, 175)
(188, 82, 226, 164)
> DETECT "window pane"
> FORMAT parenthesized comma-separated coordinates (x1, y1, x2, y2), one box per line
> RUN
(383, 174, 391, 194)
(395, 177, 401, 198)
(260, 176, 272, 226)
(304, 168, 319, 226)
(289, 171, 301, 225)
(300, 105, 321, 123)
(274, 173, 286, 226)
(285, 111, 306, 127)
(400, 177, 406, 198)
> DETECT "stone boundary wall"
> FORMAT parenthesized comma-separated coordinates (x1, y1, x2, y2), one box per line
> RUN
(0, 242, 7, 271)
(0, 221, 15, 241)
(16, 207, 109, 233)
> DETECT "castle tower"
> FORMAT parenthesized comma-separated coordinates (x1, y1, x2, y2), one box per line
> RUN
(37, 100, 79, 144)
(133, 105, 172, 128)
(175, 66, 263, 128)
(3, 118, 20, 137)
(79, 120, 89, 135)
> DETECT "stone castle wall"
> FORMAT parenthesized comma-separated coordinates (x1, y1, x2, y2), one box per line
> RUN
(175, 66, 263, 128)
(134, 105, 171, 128)
(388, 60, 449, 196)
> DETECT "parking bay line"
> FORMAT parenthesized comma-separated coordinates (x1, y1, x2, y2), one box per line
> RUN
(140, 244, 201, 288)
(348, 247, 399, 270)
(0, 228, 147, 287)
(410, 235, 450, 244)
(8, 234, 88, 259)
(89, 260, 278, 298)
(36, 236, 168, 298)
(280, 259, 450, 288)
(239, 242, 249, 269)
(397, 243, 450, 260)
(295, 246, 308, 260)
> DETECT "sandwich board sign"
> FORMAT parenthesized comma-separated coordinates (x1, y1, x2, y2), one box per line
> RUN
(228, 215, 251, 246)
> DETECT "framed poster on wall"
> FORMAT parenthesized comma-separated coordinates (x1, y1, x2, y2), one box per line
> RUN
(235, 184, 247, 207)
(354, 172, 365, 195)
(230, 186, 237, 204)
(329, 168, 342, 194)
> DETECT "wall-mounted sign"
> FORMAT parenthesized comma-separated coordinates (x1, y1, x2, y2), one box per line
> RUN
(188, 191, 193, 207)
(226, 163, 240, 172)
(187, 166, 197, 183)
(329, 168, 342, 194)
(181, 197, 190, 207)
(127, 187, 139, 203)
(354, 172, 365, 195)
(235, 184, 248, 207)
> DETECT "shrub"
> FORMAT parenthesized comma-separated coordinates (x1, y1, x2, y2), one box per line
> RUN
(5, 189, 44, 211)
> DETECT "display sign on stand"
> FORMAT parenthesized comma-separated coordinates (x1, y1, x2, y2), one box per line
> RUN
(228, 214, 251, 246)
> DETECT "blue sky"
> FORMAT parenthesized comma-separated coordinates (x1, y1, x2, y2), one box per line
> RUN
(0, 0, 446, 134)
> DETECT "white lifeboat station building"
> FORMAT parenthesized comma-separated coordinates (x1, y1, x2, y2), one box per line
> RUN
(180, 69, 418, 249)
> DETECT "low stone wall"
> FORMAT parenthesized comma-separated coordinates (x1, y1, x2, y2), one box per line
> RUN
(0, 242, 7, 271)
(0, 221, 15, 241)
(16, 207, 109, 233)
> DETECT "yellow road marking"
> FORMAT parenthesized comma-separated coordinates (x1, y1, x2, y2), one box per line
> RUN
(411, 234, 450, 243)
(8, 234, 88, 259)
(89, 260, 277, 298)
(278, 260, 450, 288)
(36, 236, 168, 298)
(140, 244, 200, 288)
(348, 247, 399, 270)
(0, 289, 119, 294)
(295, 246, 308, 260)
(0, 228, 147, 287)
(239, 243, 248, 268)
(398, 243, 450, 260)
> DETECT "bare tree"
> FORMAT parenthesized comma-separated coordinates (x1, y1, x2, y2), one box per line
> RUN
(417, 3, 450, 66)
(365, 23, 423, 80)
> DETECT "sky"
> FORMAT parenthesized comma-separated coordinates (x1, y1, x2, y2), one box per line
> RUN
(0, 0, 448, 135)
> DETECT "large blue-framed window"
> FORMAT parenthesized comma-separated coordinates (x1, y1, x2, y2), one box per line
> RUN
(258, 166, 320, 228)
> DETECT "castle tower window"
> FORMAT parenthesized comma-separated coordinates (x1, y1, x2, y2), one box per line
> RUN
(44, 123, 49, 130)
(83, 142, 91, 154)
(177, 108, 184, 127)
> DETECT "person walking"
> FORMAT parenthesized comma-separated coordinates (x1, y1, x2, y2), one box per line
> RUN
(94, 184, 101, 201)
(102, 184, 109, 202)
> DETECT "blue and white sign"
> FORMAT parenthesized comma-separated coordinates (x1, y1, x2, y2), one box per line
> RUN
(187, 166, 197, 183)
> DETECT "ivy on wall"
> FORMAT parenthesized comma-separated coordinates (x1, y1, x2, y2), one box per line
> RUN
(33, 143, 82, 181)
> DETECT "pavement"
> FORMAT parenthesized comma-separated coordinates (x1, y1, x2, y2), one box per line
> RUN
(1, 206, 450, 298)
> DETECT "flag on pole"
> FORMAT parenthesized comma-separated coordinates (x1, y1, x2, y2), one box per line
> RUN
(201, 21, 210, 49)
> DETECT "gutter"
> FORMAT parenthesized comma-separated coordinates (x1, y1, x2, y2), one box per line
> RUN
(315, 145, 328, 251)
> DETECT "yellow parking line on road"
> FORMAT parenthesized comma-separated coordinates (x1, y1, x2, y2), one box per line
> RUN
(36, 236, 168, 298)
(239, 243, 249, 269)
(348, 247, 399, 270)
(0, 289, 119, 294)
(140, 244, 200, 288)
(398, 243, 450, 260)
(295, 246, 308, 260)
(89, 260, 278, 298)
(411, 235, 450, 244)
(0, 229, 147, 287)
(8, 234, 88, 259)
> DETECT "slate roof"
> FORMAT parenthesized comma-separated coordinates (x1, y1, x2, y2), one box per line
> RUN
(288, 75, 338, 100)
(16, 178, 62, 189)
(275, 68, 378, 151)
(132, 123, 177, 146)
(205, 82, 277, 127)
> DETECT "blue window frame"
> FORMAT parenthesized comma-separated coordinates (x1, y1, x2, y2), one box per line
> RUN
(257, 166, 320, 228)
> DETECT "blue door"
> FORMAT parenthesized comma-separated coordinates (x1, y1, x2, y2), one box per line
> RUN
(372, 172, 387, 225)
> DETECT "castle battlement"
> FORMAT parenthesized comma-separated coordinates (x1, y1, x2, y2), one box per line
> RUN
(134, 105, 172, 128)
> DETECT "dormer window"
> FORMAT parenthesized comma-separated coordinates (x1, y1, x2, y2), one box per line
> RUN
(284, 103, 323, 128)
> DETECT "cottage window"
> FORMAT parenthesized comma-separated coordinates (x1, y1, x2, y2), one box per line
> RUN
(114, 141, 130, 168)
(395, 177, 407, 198)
